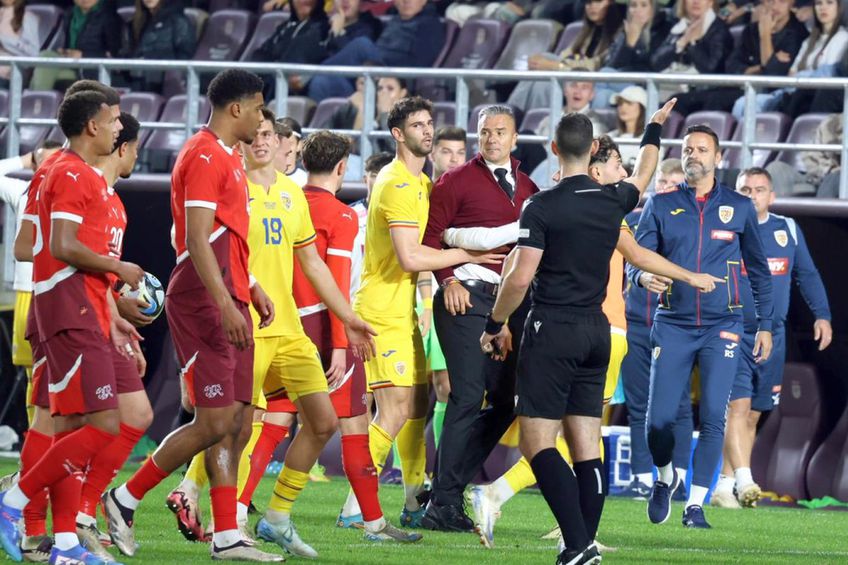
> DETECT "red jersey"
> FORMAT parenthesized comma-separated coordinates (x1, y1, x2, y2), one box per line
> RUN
(33, 151, 115, 340)
(104, 186, 128, 290)
(292, 186, 358, 349)
(168, 128, 251, 304)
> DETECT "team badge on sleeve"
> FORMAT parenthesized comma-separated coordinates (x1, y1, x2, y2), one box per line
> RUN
(652, 346, 661, 359)
(718, 206, 734, 224)
(774, 230, 788, 247)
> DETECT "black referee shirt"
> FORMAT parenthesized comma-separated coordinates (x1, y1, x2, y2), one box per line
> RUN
(517, 174, 640, 309)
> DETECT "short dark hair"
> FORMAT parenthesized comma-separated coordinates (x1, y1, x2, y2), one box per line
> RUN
(275, 116, 302, 139)
(39, 139, 64, 151)
(58, 91, 109, 138)
(207, 69, 264, 109)
(65, 80, 121, 106)
(684, 124, 721, 151)
(434, 126, 467, 145)
(365, 151, 393, 175)
(115, 112, 140, 149)
(555, 113, 594, 160)
(739, 166, 773, 185)
(261, 107, 276, 124)
(589, 135, 620, 167)
(387, 96, 433, 132)
(301, 131, 352, 174)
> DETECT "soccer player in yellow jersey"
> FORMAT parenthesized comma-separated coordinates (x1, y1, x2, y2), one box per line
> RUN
(354, 97, 503, 527)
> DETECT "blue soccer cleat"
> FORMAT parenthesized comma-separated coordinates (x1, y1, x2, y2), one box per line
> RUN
(49, 544, 123, 565)
(647, 469, 679, 525)
(399, 506, 426, 529)
(335, 511, 364, 529)
(682, 505, 712, 529)
(0, 493, 23, 562)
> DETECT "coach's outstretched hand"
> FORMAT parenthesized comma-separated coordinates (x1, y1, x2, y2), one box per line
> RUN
(345, 315, 378, 361)
(650, 98, 678, 126)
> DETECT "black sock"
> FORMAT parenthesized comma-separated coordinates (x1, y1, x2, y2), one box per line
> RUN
(647, 424, 675, 470)
(573, 459, 607, 541)
(529, 448, 590, 551)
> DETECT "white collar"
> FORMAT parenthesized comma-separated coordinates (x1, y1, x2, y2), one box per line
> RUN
(216, 138, 235, 156)
(484, 159, 512, 175)
(670, 9, 717, 36)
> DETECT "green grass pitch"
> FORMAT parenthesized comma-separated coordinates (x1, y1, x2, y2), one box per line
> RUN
(1, 460, 847, 564)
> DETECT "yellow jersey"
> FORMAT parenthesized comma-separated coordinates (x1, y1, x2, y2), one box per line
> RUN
(247, 172, 316, 337)
(354, 159, 431, 320)
(602, 219, 630, 333)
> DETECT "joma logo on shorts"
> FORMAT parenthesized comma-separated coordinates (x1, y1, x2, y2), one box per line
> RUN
(204, 384, 224, 398)
(95, 385, 113, 400)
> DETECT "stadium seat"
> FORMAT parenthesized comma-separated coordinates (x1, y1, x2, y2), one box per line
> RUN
(668, 111, 737, 158)
(26, 4, 63, 49)
(722, 112, 790, 169)
(774, 113, 828, 172)
(432, 19, 459, 68)
(239, 10, 289, 62)
(594, 107, 617, 131)
(184, 7, 211, 41)
(142, 95, 211, 172)
(272, 96, 316, 127)
(467, 103, 523, 135)
(0, 90, 62, 154)
(554, 21, 583, 54)
(493, 19, 562, 71)
(519, 108, 549, 133)
(751, 363, 826, 500)
(121, 92, 166, 146)
(661, 110, 684, 139)
(432, 101, 457, 129)
(806, 403, 848, 501)
(117, 6, 135, 23)
(193, 9, 256, 61)
(309, 97, 349, 128)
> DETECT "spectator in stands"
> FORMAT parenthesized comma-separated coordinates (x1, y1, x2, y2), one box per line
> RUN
(31, 0, 122, 89)
(306, 0, 445, 102)
(120, 0, 195, 93)
(323, 0, 382, 57)
(607, 86, 647, 171)
(810, 45, 848, 113)
(766, 113, 842, 197)
(329, 75, 409, 152)
(651, 0, 734, 101)
(673, 0, 808, 115)
(445, 0, 546, 26)
(607, 0, 675, 73)
(0, 0, 40, 88)
(264, 0, 334, 11)
(252, 0, 329, 66)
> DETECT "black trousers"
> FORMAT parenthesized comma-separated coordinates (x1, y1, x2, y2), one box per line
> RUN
(431, 282, 530, 506)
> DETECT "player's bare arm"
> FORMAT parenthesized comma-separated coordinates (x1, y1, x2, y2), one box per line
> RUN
(625, 98, 678, 195)
(185, 206, 250, 350)
(13, 219, 33, 262)
(249, 279, 275, 329)
(294, 242, 377, 361)
(50, 218, 143, 288)
(390, 226, 504, 273)
(617, 230, 723, 292)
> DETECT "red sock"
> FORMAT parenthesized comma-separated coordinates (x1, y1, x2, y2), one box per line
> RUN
(238, 423, 288, 506)
(342, 434, 382, 521)
(48, 431, 81, 534)
(79, 424, 145, 518)
(20, 430, 51, 537)
(18, 425, 116, 499)
(210, 486, 238, 532)
(125, 457, 169, 501)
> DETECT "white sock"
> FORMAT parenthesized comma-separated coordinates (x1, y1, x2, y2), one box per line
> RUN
(636, 473, 654, 486)
(734, 467, 754, 489)
(265, 509, 291, 526)
(686, 485, 709, 508)
(178, 478, 200, 498)
(657, 464, 674, 485)
(675, 468, 687, 486)
(2, 485, 29, 510)
(212, 529, 241, 548)
(75, 512, 96, 527)
(489, 478, 514, 509)
(236, 502, 249, 525)
(114, 484, 140, 511)
(363, 516, 386, 534)
(403, 484, 421, 511)
(340, 489, 362, 518)
(715, 475, 735, 495)
(54, 532, 79, 551)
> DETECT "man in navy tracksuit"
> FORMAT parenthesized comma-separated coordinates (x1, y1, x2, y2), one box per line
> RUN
(629, 125, 774, 529)
(620, 207, 694, 501)
(711, 167, 832, 509)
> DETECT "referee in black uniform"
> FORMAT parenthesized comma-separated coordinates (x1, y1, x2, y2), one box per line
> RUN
(480, 99, 677, 565)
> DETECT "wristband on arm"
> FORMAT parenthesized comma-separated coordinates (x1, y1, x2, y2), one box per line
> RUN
(640, 122, 663, 148)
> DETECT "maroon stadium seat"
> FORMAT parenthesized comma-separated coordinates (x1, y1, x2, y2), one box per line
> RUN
(668, 111, 737, 158)
(142, 95, 211, 172)
(193, 10, 256, 61)
(239, 10, 289, 62)
(432, 19, 459, 68)
(432, 101, 457, 129)
(494, 19, 562, 71)
(0, 90, 62, 154)
(774, 113, 828, 172)
(722, 112, 789, 169)
(273, 96, 316, 128)
(662, 110, 684, 140)
(751, 363, 826, 500)
(26, 4, 63, 49)
(554, 21, 584, 54)
(519, 108, 548, 133)
(184, 8, 211, 42)
(121, 92, 165, 146)
(309, 97, 349, 129)
(806, 404, 848, 501)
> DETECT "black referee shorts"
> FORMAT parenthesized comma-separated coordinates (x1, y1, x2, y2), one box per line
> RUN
(515, 306, 611, 420)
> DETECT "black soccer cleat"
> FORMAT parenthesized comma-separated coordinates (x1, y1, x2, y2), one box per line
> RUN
(420, 500, 475, 532)
(557, 543, 602, 565)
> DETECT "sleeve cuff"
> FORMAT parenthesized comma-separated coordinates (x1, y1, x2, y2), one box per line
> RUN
(758, 319, 774, 332)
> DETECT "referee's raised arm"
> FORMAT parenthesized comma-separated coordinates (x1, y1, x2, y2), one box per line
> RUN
(625, 98, 678, 195)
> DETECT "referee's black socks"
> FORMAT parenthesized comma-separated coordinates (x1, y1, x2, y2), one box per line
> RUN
(573, 458, 606, 541)
(530, 448, 591, 551)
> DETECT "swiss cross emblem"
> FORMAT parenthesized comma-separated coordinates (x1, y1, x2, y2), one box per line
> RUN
(774, 230, 788, 247)
(718, 206, 734, 224)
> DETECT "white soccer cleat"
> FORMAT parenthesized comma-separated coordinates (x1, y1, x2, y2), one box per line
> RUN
(710, 490, 741, 509)
(736, 483, 762, 508)
(255, 518, 317, 559)
(77, 522, 118, 562)
(239, 521, 258, 547)
(211, 539, 284, 562)
(468, 486, 500, 549)
(541, 525, 561, 540)
(101, 489, 136, 557)
(0, 472, 19, 494)
(363, 521, 422, 544)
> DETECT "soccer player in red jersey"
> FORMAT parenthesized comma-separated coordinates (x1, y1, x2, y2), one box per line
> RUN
(102, 70, 283, 562)
(0, 90, 144, 564)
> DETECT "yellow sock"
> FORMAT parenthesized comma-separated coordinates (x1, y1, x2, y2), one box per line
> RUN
(185, 450, 209, 488)
(503, 456, 536, 494)
(368, 423, 394, 475)
(237, 421, 264, 498)
(268, 467, 309, 515)
(396, 418, 426, 508)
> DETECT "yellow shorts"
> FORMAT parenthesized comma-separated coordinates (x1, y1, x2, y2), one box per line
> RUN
(362, 316, 427, 389)
(604, 329, 629, 404)
(252, 333, 327, 409)
(13, 291, 32, 367)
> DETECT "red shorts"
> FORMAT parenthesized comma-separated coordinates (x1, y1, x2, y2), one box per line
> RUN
(30, 338, 49, 409)
(112, 345, 144, 395)
(167, 292, 253, 408)
(45, 329, 119, 416)
(267, 311, 366, 418)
